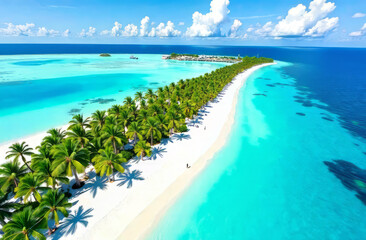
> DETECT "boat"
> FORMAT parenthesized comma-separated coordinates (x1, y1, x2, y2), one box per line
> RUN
(130, 55, 138, 59)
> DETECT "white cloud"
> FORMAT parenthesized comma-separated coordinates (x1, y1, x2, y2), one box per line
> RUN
(37, 27, 60, 37)
(271, 0, 338, 37)
(349, 23, 366, 37)
(305, 17, 338, 37)
(150, 21, 181, 37)
(123, 24, 138, 37)
(255, 21, 274, 36)
(140, 16, 150, 37)
(100, 30, 110, 36)
(63, 29, 70, 37)
(0, 23, 35, 36)
(111, 22, 123, 37)
(246, 27, 254, 33)
(352, 13, 366, 18)
(228, 19, 242, 37)
(148, 27, 156, 37)
(186, 0, 230, 37)
(179, 22, 185, 26)
(80, 27, 96, 37)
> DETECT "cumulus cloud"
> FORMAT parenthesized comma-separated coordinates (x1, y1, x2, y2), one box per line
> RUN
(349, 23, 366, 37)
(149, 21, 181, 37)
(255, 21, 274, 36)
(111, 22, 123, 37)
(179, 22, 185, 26)
(304, 17, 338, 37)
(80, 27, 96, 37)
(37, 27, 59, 37)
(186, 0, 230, 37)
(123, 24, 138, 37)
(352, 13, 366, 18)
(0, 23, 35, 36)
(228, 19, 242, 37)
(63, 29, 70, 37)
(140, 16, 150, 37)
(271, 0, 338, 37)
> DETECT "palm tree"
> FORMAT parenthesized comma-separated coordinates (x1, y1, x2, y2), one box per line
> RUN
(67, 125, 91, 148)
(15, 173, 49, 203)
(137, 109, 149, 125)
(134, 141, 152, 161)
(68, 114, 90, 129)
(148, 104, 162, 117)
(143, 117, 162, 146)
(102, 125, 127, 154)
(34, 160, 69, 189)
(108, 105, 122, 119)
(92, 147, 126, 181)
(134, 91, 144, 102)
(2, 206, 47, 240)
(31, 145, 52, 168)
(0, 192, 21, 225)
(145, 88, 156, 100)
(165, 110, 182, 135)
(126, 122, 143, 144)
(123, 96, 134, 109)
(6, 142, 33, 172)
(155, 114, 168, 136)
(91, 110, 107, 128)
(51, 139, 90, 189)
(36, 189, 72, 235)
(0, 160, 28, 194)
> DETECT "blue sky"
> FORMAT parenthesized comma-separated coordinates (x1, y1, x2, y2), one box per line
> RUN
(0, 0, 365, 47)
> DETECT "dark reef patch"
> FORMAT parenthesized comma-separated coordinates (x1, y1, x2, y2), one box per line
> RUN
(322, 117, 334, 122)
(266, 84, 275, 87)
(68, 108, 81, 115)
(296, 112, 306, 116)
(324, 160, 366, 205)
(253, 93, 267, 97)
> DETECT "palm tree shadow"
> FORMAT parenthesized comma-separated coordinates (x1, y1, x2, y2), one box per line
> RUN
(172, 133, 191, 142)
(84, 176, 108, 198)
(324, 159, 366, 205)
(161, 137, 174, 146)
(68, 172, 108, 199)
(51, 206, 94, 239)
(150, 146, 167, 160)
(116, 169, 144, 188)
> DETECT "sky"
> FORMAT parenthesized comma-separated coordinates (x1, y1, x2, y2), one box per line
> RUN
(0, 0, 365, 47)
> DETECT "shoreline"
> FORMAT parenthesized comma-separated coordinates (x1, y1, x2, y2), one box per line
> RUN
(0, 63, 274, 240)
(116, 63, 275, 240)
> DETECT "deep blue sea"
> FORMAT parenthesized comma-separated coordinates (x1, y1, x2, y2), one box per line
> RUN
(1, 44, 366, 239)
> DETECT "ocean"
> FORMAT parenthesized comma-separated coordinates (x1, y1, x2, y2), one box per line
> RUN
(1, 44, 366, 239)
(0, 53, 227, 143)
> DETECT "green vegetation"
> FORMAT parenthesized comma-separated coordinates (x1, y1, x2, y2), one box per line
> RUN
(99, 53, 111, 57)
(170, 53, 199, 58)
(0, 56, 273, 238)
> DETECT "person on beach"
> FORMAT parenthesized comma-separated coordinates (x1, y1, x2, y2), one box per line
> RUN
(186, 163, 191, 168)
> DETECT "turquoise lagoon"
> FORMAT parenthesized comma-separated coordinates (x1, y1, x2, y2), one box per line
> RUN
(0, 54, 227, 143)
(149, 62, 366, 239)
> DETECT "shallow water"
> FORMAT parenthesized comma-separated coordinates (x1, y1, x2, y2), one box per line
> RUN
(0, 54, 227, 143)
(149, 62, 366, 239)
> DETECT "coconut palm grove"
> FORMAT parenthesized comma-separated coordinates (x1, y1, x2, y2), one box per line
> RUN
(0, 56, 273, 239)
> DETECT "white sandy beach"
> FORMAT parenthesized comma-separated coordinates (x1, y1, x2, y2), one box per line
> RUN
(0, 63, 274, 240)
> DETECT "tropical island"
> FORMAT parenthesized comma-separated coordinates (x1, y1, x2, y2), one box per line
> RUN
(99, 53, 111, 57)
(163, 53, 242, 63)
(0, 56, 273, 239)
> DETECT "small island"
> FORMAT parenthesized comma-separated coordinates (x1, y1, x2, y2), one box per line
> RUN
(162, 53, 242, 63)
(99, 53, 111, 57)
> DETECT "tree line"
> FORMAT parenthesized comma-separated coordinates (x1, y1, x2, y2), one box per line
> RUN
(0, 56, 273, 239)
